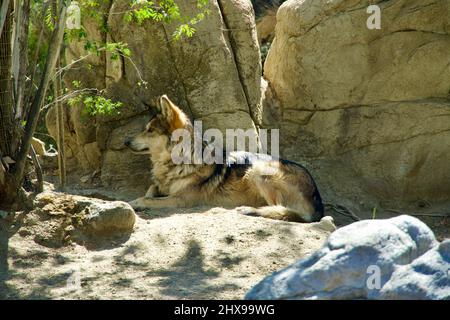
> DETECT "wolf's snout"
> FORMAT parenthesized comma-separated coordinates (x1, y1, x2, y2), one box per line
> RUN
(124, 137, 132, 147)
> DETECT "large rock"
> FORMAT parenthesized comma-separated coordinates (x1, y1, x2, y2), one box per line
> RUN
(24, 191, 136, 247)
(262, 0, 450, 211)
(46, 0, 262, 198)
(378, 240, 450, 300)
(245, 215, 448, 300)
(83, 200, 136, 235)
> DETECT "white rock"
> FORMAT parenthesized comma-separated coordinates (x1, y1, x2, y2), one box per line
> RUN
(377, 240, 450, 300)
(245, 215, 442, 300)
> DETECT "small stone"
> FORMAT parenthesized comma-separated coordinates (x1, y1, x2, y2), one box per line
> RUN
(80, 175, 91, 183)
(311, 215, 336, 232)
(84, 201, 136, 235)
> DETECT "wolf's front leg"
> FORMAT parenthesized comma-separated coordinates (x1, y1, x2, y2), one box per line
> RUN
(129, 196, 187, 210)
(145, 184, 160, 198)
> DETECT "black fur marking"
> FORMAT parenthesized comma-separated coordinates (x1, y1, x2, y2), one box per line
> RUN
(280, 158, 324, 218)
(200, 163, 226, 187)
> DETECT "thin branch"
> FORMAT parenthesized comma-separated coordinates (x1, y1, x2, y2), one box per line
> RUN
(385, 209, 450, 218)
(325, 203, 361, 221)
(25, 0, 50, 118)
(55, 56, 66, 190)
(11, 0, 69, 184)
(13, 0, 31, 121)
(55, 51, 95, 77)
(123, 53, 146, 84)
(41, 87, 100, 112)
(55, 49, 146, 85)
(29, 144, 43, 193)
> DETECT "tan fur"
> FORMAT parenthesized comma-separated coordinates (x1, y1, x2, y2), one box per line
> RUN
(124, 95, 324, 223)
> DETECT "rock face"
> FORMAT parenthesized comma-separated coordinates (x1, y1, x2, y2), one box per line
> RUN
(245, 215, 449, 300)
(46, 0, 261, 198)
(46, 0, 450, 212)
(262, 0, 450, 210)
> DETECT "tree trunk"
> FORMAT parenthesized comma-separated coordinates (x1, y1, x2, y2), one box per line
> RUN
(10, 0, 68, 177)
(55, 59, 66, 190)
(0, 0, 13, 157)
(0, 0, 15, 205)
(1, 0, 70, 208)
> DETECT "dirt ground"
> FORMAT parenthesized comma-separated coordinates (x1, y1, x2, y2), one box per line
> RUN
(0, 203, 334, 300)
(0, 181, 448, 300)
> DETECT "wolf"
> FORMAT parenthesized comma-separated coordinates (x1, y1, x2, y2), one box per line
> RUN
(124, 95, 324, 222)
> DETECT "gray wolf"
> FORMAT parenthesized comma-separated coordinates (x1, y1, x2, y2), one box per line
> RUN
(124, 95, 324, 222)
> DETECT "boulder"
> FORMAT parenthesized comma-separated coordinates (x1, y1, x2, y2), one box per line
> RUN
(26, 191, 136, 247)
(262, 0, 450, 210)
(378, 240, 450, 300)
(245, 215, 446, 300)
(83, 200, 136, 235)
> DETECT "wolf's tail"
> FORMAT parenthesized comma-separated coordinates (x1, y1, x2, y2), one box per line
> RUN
(311, 187, 324, 221)
(236, 205, 320, 223)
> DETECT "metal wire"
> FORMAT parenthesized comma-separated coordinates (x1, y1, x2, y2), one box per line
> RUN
(0, 2, 13, 156)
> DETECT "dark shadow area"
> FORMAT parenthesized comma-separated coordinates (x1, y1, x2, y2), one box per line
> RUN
(0, 220, 10, 299)
(37, 270, 73, 286)
(0, 212, 28, 299)
(12, 250, 49, 269)
(146, 239, 239, 299)
(214, 250, 247, 269)
(113, 243, 149, 268)
(74, 232, 133, 251)
(135, 205, 212, 221)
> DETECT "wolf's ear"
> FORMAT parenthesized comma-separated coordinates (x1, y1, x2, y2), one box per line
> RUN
(141, 99, 158, 117)
(158, 95, 189, 132)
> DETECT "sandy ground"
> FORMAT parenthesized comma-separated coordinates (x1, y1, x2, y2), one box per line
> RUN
(0, 205, 333, 300)
(1, 180, 448, 300)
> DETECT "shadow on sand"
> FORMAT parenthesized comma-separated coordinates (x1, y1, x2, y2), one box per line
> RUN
(146, 239, 239, 299)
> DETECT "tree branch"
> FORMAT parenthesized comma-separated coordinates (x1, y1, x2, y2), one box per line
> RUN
(29, 144, 43, 193)
(11, 0, 70, 185)
(0, 0, 10, 36)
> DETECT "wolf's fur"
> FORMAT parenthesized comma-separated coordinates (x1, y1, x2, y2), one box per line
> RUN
(124, 95, 324, 222)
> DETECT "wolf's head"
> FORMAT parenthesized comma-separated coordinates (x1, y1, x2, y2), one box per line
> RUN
(124, 95, 191, 155)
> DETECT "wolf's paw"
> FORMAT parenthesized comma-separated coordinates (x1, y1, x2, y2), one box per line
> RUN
(235, 206, 257, 216)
